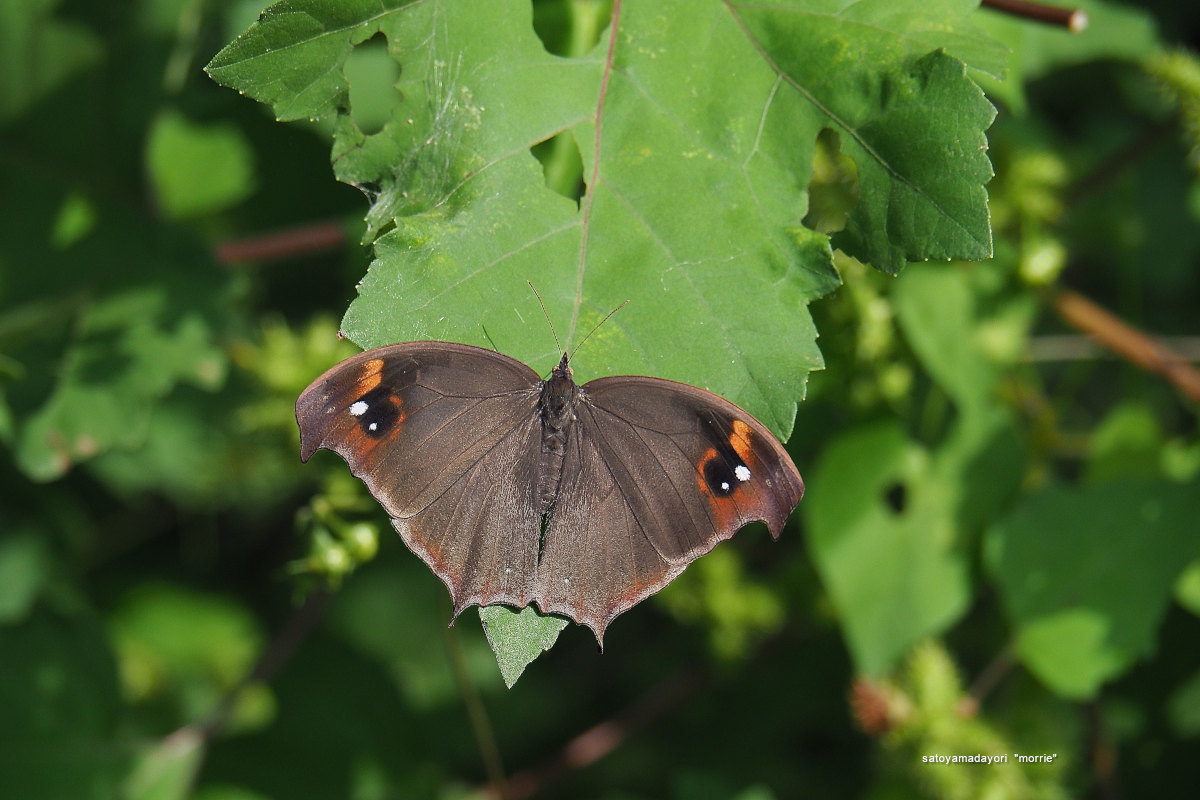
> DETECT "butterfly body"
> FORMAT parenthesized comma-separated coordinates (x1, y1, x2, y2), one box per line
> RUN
(297, 341, 803, 645)
(536, 353, 578, 515)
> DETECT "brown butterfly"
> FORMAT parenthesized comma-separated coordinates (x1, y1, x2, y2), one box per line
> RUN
(296, 341, 804, 645)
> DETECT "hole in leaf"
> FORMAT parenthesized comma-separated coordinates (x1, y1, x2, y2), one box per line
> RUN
(532, 0, 612, 56)
(883, 481, 907, 513)
(532, 132, 585, 202)
(345, 32, 402, 135)
(803, 128, 860, 235)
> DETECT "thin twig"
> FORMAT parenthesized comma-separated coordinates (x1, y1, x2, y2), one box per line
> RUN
(1052, 289, 1200, 402)
(197, 586, 333, 739)
(981, 0, 1088, 31)
(215, 220, 346, 264)
(1027, 334, 1200, 363)
(1086, 701, 1121, 800)
(967, 645, 1015, 708)
(483, 668, 706, 800)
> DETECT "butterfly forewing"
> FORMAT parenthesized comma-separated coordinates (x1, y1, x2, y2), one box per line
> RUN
(296, 341, 543, 533)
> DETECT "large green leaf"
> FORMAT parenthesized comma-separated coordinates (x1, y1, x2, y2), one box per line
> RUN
(207, 0, 1001, 432)
(480, 604, 570, 688)
(733, 2, 998, 273)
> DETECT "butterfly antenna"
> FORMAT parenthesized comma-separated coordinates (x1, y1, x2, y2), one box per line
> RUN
(527, 281, 563, 355)
(569, 298, 629, 361)
(480, 324, 499, 352)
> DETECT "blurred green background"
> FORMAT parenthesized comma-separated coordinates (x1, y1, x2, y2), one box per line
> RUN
(2, 1, 1200, 798)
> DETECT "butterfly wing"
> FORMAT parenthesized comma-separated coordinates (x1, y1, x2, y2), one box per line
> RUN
(534, 376, 805, 644)
(296, 342, 547, 611)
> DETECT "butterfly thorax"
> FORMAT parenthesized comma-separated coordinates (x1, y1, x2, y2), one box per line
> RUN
(535, 354, 580, 515)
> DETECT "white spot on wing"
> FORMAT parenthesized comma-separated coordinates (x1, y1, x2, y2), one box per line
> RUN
(368, 422, 378, 432)
(720, 481, 730, 492)
(349, 400, 368, 416)
(735, 465, 751, 482)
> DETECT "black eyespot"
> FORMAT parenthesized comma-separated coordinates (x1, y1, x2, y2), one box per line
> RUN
(704, 457, 738, 497)
(353, 385, 400, 438)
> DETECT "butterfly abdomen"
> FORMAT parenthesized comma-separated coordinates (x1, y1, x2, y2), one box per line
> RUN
(535, 355, 581, 516)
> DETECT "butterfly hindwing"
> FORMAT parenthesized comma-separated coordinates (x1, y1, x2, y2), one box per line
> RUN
(393, 411, 546, 616)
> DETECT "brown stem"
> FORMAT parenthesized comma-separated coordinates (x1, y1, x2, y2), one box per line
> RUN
(1086, 701, 1121, 800)
(1027, 334, 1200, 362)
(981, 0, 1088, 31)
(215, 220, 346, 264)
(967, 645, 1015, 707)
(1052, 289, 1200, 403)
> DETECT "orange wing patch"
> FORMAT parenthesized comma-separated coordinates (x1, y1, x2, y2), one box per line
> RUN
(350, 357, 386, 397)
(332, 358, 407, 471)
(695, 418, 761, 532)
(728, 419, 755, 464)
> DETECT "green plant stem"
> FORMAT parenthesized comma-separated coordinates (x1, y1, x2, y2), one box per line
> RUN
(446, 620, 508, 797)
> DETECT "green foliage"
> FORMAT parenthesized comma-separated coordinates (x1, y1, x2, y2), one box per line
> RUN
(876, 641, 1072, 800)
(656, 546, 787, 661)
(146, 110, 258, 220)
(985, 478, 1200, 699)
(2, 0, 1200, 798)
(0, 0, 103, 123)
(108, 582, 267, 717)
(0, 608, 129, 799)
(1145, 48, 1200, 165)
